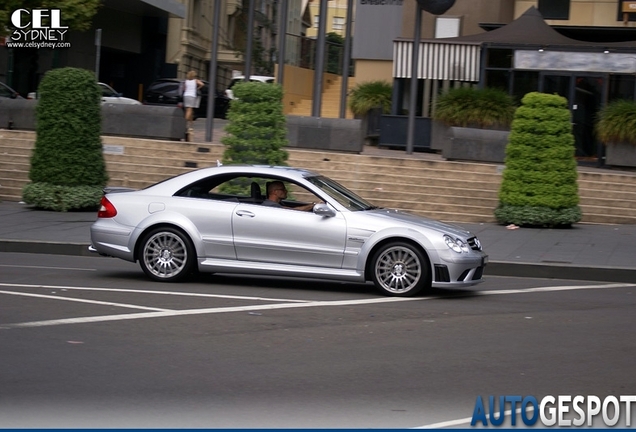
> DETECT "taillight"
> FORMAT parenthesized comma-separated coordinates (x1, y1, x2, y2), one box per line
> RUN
(97, 196, 117, 218)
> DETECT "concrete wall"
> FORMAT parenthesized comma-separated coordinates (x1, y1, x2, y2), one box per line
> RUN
(286, 115, 363, 153)
(442, 127, 510, 163)
(353, 60, 393, 85)
(0, 98, 37, 130)
(0, 99, 186, 141)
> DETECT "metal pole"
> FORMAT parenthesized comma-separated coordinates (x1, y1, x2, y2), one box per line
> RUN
(339, 0, 354, 118)
(205, 0, 222, 142)
(244, 0, 256, 80)
(277, 0, 288, 85)
(95, 29, 102, 80)
(406, 5, 421, 155)
(312, 0, 328, 117)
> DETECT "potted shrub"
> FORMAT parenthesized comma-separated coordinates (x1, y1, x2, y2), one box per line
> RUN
(495, 92, 581, 227)
(348, 80, 392, 145)
(595, 99, 636, 168)
(433, 87, 516, 162)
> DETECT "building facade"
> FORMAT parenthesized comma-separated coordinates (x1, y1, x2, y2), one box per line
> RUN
(1, 0, 185, 102)
(382, 0, 636, 161)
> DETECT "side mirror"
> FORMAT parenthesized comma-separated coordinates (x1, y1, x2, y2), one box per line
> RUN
(313, 203, 335, 217)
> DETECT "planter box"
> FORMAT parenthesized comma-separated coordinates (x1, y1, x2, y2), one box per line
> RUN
(286, 115, 363, 153)
(442, 126, 510, 163)
(605, 142, 636, 168)
(378, 115, 431, 150)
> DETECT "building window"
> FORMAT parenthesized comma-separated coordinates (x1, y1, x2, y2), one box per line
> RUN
(314, 15, 319, 27)
(435, 17, 460, 38)
(538, 0, 570, 20)
(333, 16, 345, 31)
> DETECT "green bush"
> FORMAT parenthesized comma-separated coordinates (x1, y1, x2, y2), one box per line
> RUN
(433, 87, 516, 129)
(222, 81, 288, 166)
(595, 99, 636, 144)
(495, 92, 581, 227)
(348, 80, 392, 116)
(23, 67, 107, 211)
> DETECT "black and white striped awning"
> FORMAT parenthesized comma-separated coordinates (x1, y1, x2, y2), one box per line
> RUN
(393, 40, 481, 81)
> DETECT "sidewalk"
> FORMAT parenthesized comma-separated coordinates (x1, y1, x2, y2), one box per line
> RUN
(1, 200, 635, 283)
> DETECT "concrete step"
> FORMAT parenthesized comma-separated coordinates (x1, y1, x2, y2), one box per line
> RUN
(2, 129, 636, 225)
(579, 212, 636, 224)
(0, 157, 30, 170)
(0, 142, 33, 156)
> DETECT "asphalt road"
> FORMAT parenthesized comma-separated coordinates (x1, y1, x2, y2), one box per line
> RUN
(1, 252, 635, 428)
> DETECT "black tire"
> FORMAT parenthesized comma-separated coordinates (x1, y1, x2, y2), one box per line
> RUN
(138, 227, 196, 282)
(370, 241, 430, 297)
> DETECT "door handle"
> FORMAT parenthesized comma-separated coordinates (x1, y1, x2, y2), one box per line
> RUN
(235, 210, 255, 217)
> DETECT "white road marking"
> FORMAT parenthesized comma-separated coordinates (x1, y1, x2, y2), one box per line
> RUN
(0, 264, 96, 271)
(0, 282, 634, 329)
(480, 282, 636, 295)
(0, 282, 310, 303)
(3, 297, 423, 328)
(0, 290, 170, 312)
(415, 406, 534, 429)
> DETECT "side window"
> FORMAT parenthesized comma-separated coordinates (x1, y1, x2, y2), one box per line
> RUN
(176, 174, 320, 208)
(100, 84, 116, 97)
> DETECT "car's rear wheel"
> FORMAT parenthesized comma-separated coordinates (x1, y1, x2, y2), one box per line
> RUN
(138, 227, 195, 282)
(371, 242, 430, 297)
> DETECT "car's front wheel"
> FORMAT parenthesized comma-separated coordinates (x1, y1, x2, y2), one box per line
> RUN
(138, 227, 196, 282)
(370, 242, 430, 297)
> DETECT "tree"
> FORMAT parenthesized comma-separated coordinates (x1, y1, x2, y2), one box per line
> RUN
(0, 0, 101, 36)
(495, 92, 581, 227)
(22, 67, 108, 211)
(326, 32, 344, 74)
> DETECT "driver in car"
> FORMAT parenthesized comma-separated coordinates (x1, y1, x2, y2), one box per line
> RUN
(262, 181, 317, 211)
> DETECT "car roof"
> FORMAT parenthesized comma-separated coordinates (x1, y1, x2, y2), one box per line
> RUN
(144, 165, 320, 194)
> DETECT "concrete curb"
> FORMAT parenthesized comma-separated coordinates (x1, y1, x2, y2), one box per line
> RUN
(486, 262, 636, 284)
(2, 240, 636, 284)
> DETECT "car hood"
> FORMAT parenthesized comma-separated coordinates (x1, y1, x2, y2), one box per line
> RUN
(361, 208, 474, 238)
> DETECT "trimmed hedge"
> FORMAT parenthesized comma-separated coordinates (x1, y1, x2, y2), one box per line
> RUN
(23, 67, 107, 211)
(495, 92, 581, 227)
(222, 81, 288, 166)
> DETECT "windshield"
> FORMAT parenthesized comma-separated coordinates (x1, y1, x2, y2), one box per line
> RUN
(306, 175, 377, 211)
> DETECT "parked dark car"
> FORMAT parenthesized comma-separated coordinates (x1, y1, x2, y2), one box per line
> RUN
(143, 78, 230, 119)
(0, 81, 23, 99)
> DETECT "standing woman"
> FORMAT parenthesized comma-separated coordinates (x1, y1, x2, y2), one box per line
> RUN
(182, 70, 204, 132)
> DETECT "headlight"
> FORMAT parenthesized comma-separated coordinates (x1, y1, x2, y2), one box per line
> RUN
(444, 235, 469, 253)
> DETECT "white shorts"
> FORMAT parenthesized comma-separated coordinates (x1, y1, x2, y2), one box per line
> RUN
(183, 95, 200, 108)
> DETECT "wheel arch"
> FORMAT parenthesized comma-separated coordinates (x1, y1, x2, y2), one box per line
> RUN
(133, 222, 197, 262)
(363, 236, 433, 285)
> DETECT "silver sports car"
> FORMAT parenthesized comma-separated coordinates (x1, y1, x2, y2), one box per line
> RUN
(90, 166, 487, 297)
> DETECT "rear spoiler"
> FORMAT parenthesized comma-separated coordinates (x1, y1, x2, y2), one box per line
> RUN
(103, 186, 137, 194)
